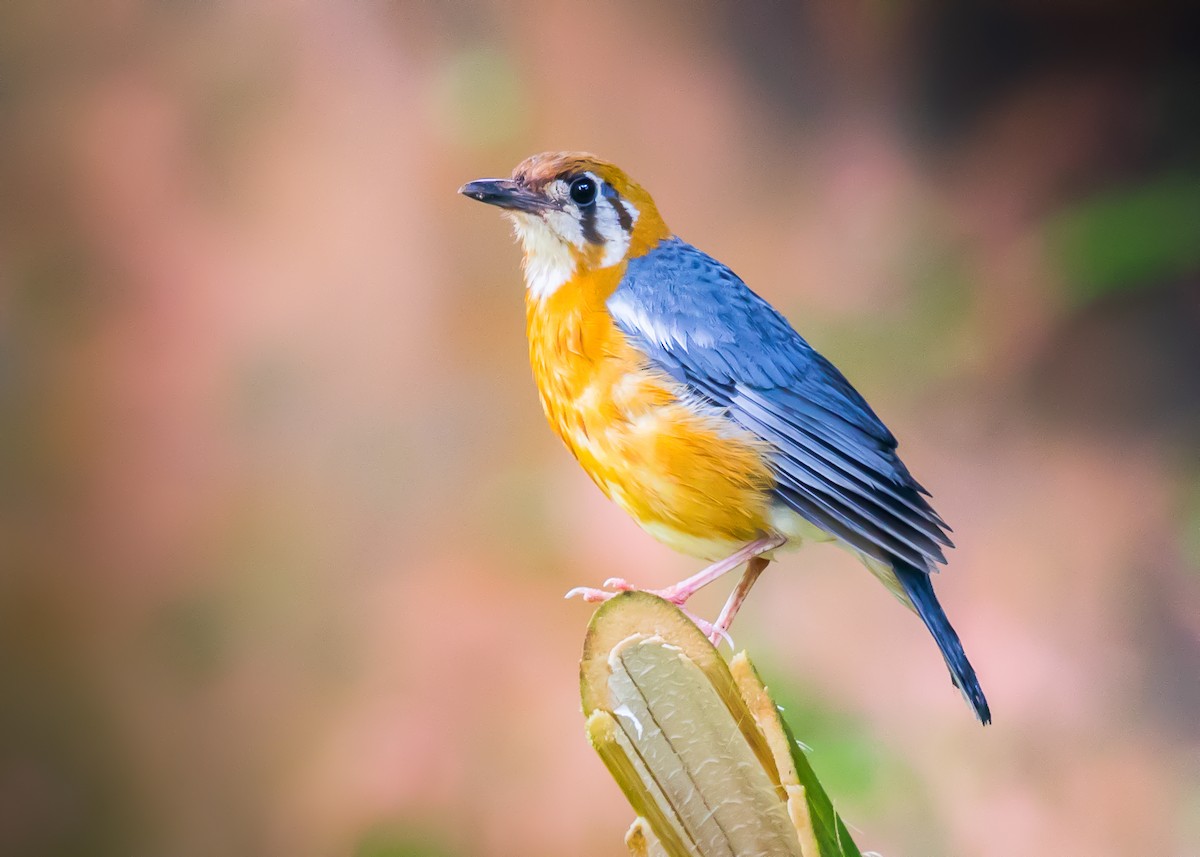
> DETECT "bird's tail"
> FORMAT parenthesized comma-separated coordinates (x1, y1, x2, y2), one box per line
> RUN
(892, 559, 991, 725)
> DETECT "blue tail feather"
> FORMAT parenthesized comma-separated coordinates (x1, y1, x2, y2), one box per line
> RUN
(892, 559, 991, 725)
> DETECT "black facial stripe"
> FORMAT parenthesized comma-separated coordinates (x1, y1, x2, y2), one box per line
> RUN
(613, 197, 633, 233)
(580, 198, 603, 244)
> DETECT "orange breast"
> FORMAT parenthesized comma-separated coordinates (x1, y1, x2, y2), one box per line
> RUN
(526, 265, 776, 559)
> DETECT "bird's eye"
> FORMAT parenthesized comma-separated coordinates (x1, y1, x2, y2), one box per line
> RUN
(569, 176, 598, 206)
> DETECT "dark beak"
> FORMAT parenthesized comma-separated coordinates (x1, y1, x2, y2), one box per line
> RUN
(458, 178, 555, 214)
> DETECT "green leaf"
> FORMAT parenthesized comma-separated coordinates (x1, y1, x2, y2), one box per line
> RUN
(1048, 173, 1200, 302)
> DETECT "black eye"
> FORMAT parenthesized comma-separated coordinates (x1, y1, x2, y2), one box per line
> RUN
(569, 176, 597, 206)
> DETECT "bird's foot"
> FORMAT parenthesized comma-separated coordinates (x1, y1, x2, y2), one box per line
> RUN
(564, 577, 689, 606)
(564, 581, 734, 648)
(563, 577, 636, 603)
(565, 536, 785, 607)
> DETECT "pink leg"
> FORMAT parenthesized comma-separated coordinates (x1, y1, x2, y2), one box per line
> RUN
(565, 534, 785, 606)
(708, 556, 770, 644)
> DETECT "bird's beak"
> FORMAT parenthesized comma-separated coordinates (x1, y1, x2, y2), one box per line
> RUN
(458, 178, 556, 214)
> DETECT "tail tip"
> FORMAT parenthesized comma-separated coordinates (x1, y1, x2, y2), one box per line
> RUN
(954, 675, 992, 725)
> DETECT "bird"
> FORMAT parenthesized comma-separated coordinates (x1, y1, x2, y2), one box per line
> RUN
(459, 152, 990, 724)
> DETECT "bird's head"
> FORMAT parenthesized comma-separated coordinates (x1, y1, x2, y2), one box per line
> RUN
(459, 152, 670, 299)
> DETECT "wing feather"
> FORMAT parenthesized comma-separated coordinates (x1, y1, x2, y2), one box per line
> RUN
(611, 238, 951, 570)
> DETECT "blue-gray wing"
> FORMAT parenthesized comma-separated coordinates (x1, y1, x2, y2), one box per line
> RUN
(609, 237, 952, 570)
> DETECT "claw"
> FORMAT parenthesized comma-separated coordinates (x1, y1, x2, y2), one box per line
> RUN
(565, 586, 615, 603)
(566, 577, 639, 603)
(708, 625, 735, 651)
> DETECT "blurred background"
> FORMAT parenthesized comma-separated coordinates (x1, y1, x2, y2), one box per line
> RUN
(2, 2, 1199, 855)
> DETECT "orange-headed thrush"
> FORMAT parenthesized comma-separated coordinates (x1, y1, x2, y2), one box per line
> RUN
(460, 152, 990, 723)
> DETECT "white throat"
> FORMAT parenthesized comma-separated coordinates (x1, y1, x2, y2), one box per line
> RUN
(506, 194, 640, 302)
(509, 212, 577, 301)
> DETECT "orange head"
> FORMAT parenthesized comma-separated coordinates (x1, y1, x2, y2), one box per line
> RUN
(460, 152, 671, 299)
